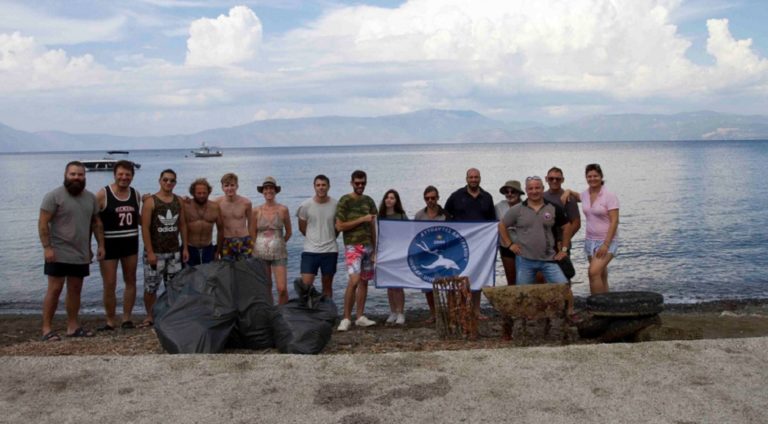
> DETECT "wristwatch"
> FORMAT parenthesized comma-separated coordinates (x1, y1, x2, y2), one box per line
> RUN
(560, 246, 568, 253)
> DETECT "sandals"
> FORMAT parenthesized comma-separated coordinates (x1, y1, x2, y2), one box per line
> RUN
(41, 331, 61, 342)
(96, 324, 116, 332)
(121, 321, 136, 329)
(66, 327, 95, 338)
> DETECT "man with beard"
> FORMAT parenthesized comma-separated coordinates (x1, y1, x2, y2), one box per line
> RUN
(38, 161, 105, 341)
(184, 178, 222, 266)
(96, 160, 141, 331)
(140, 169, 188, 328)
(445, 168, 496, 319)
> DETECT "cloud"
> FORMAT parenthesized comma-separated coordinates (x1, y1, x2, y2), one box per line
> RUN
(185, 6, 263, 67)
(1, 1, 767, 136)
(149, 87, 231, 107)
(0, 3, 126, 45)
(0, 32, 107, 92)
(266, 0, 767, 100)
(252, 107, 315, 121)
(706, 18, 768, 74)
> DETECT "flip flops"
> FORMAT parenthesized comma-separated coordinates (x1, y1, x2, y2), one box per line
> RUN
(41, 331, 61, 342)
(137, 320, 153, 329)
(96, 324, 116, 332)
(66, 327, 95, 338)
(121, 321, 136, 329)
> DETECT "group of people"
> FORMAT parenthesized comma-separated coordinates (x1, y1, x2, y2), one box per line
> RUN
(38, 160, 619, 341)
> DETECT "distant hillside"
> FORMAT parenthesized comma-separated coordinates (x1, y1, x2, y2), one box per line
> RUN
(1, 109, 767, 152)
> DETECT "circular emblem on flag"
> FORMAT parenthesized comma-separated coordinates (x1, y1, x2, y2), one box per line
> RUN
(407, 226, 470, 283)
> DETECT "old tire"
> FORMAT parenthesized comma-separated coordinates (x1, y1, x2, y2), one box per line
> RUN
(577, 316, 611, 339)
(587, 291, 664, 317)
(598, 315, 662, 343)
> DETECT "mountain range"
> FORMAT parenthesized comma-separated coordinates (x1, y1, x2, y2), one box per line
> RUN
(1, 109, 767, 152)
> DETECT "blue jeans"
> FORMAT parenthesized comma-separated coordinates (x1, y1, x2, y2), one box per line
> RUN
(515, 256, 567, 284)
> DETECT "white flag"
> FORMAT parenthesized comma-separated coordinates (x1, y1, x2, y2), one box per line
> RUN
(375, 220, 498, 290)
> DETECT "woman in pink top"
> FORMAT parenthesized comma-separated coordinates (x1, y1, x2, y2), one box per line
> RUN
(579, 164, 619, 294)
(563, 164, 620, 294)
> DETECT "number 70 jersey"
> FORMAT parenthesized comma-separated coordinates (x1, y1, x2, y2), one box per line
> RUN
(100, 185, 140, 242)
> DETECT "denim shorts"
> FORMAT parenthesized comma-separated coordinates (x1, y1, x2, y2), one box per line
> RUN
(584, 239, 619, 258)
(301, 252, 338, 276)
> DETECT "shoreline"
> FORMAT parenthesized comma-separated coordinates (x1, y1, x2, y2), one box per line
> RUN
(2, 298, 767, 356)
(3, 295, 766, 315)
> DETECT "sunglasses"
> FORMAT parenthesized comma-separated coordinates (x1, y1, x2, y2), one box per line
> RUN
(546, 177, 563, 182)
(424, 196, 437, 201)
(525, 176, 543, 182)
(162, 178, 177, 183)
(502, 189, 519, 195)
(353, 181, 367, 187)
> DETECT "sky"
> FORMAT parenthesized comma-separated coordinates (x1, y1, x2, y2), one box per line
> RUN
(0, 0, 767, 136)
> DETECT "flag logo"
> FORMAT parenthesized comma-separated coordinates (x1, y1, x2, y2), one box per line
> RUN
(407, 226, 469, 283)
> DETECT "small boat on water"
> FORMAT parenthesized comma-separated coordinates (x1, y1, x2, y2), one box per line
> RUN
(191, 142, 223, 157)
(81, 152, 141, 172)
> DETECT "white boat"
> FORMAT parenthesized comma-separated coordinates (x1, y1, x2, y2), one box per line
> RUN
(81, 152, 141, 172)
(191, 142, 223, 157)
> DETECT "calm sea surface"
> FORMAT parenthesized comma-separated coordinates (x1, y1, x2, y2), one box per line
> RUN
(1, 141, 767, 314)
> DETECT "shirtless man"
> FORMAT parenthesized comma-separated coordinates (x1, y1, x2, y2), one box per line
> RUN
(184, 178, 223, 266)
(96, 160, 141, 331)
(213, 173, 253, 261)
(140, 169, 188, 328)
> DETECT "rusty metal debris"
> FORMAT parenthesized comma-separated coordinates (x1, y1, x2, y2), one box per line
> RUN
(482, 284, 573, 341)
(432, 276, 477, 340)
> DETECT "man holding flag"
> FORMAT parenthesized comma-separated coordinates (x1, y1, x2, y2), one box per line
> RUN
(444, 168, 497, 319)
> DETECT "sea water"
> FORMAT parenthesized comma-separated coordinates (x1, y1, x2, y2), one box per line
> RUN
(1, 140, 767, 314)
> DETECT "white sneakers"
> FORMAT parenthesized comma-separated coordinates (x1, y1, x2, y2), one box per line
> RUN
(385, 313, 406, 325)
(355, 316, 377, 327)
(337, 315, 377, 331)
(337, 318, 351, 332)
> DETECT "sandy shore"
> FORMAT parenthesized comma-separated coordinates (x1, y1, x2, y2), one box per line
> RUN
(2, 299, 768, 355)
(2, 300, 767, 423)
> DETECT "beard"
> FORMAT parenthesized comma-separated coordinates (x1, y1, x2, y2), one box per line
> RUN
(194, 196, 208, 205)
(64, 178, 85, 195)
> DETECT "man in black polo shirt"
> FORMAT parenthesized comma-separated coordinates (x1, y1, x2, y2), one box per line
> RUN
(445, 167, 496, 318)
(445, 168, 496, 221)
(498, 176, 573, 284)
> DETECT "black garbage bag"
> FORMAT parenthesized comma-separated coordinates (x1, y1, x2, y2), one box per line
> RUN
(276, 279, 338, 354)
(154, 259, 285, 353)
(153, 260, 335, 354)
